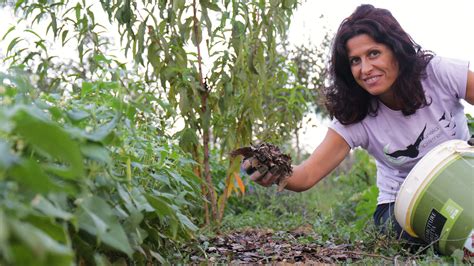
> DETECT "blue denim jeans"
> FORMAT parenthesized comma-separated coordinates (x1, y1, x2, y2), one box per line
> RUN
(373, 202, 426, 247)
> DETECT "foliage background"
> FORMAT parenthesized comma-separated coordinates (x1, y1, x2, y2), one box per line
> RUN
(0, 0, 327, 264)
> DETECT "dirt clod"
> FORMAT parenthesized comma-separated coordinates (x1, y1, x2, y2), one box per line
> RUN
(231, 142, 293, 191)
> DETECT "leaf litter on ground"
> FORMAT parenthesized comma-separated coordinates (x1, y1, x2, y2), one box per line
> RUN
(188, 227, 365, 264)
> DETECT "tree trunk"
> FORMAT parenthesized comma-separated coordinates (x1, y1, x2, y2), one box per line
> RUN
(193, 0, 217, 221)
(201, 91, 217, 220)
(192, 145, 210, 225)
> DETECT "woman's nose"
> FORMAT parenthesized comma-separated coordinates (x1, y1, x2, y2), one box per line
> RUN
(361, 59, 373, 74)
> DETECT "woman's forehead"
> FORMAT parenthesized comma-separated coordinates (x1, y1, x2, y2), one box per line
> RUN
(346, 34, 383, 56)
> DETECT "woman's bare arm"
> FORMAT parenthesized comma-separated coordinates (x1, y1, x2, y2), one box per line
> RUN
(465, 69, 474, 104)
(250, 128, 350, 191)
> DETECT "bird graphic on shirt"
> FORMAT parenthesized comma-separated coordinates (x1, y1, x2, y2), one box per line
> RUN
(385, 125, 427, 158)
(438, 111, 456, 136)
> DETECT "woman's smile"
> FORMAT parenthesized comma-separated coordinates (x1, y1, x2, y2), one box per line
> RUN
(363, 75, 382, 86)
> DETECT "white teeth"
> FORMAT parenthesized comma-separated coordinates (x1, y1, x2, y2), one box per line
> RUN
(365, 76, 379, 84)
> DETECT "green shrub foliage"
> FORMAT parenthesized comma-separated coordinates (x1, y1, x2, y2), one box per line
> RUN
(0, 71, 202, 265)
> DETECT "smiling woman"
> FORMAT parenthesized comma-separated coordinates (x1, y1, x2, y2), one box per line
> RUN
(243, 4, 474, 255)
(287, 0, 474, 153)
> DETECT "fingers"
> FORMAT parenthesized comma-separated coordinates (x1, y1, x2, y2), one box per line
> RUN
(241, 157, 260, 175)
(250, 171, 278, 187)
(260, 172, 278, 187)
(247, 163, 267, 182)
(241, 156, 279, 187)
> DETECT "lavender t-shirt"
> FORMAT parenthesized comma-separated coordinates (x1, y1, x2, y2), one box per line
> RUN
(330, 56, 470, 204)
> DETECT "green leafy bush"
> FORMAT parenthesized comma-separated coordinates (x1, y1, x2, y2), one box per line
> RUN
(0, 71, 203, 265)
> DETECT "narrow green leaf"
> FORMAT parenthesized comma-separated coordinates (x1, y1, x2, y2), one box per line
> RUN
(201, 0, 220, 11)
(51, 12, 58, 38)
(7, 37, 22, 55)
(24, 29, 41, 39)
(22, 51, 40, 64)
(149, 250, 166, 264)
(87, 7, 95, 24)
(191, 24, 202, 46)
(61, 30, 69, 45)
(14, 0, 26, 11)
(75, 3, 81, 21)
(135, 21, 146, 65)
(201, 7, 213, 37)
(1, 26, 16, 41)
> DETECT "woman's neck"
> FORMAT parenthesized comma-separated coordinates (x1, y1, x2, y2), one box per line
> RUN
(378, 92, 401, 110)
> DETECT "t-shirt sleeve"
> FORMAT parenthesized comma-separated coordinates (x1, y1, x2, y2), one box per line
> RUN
(427, 56, 469, 100)
(328, 119, 368, 149)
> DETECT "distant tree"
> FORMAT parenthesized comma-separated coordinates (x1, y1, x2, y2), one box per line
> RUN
(286, 34, 331, 162)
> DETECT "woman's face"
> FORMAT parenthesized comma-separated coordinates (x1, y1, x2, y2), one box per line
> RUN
(346, 34, 400, 104)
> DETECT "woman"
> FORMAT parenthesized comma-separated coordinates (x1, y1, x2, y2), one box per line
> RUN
(243, 4, 474, 244)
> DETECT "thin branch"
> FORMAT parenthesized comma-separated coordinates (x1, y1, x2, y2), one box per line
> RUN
(192, 0, 204, 89)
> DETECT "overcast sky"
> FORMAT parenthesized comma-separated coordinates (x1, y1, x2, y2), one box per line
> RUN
(288, 0, 474, 64)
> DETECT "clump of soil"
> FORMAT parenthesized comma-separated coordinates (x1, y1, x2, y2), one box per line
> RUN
(230, 142, 293, 191)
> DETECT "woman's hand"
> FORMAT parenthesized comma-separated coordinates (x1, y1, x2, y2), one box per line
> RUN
(241, 157, 279, 187)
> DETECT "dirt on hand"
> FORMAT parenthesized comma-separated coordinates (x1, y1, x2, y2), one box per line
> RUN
(231, 142, 293, 191)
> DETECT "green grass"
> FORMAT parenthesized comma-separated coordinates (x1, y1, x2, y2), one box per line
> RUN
(222, 179, 338, 231)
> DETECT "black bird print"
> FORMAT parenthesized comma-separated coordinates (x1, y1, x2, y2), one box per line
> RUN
(386, 125, 427, 158)
(439, 112, 451, 128)
(438, 111, 457, 136)
(438, 112, 446, 121)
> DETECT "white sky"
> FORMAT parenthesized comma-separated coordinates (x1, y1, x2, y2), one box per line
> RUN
(288, 0, 474, 63)
(288, 0, 474, 151)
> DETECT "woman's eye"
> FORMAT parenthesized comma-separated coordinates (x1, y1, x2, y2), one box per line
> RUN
(369, 50, 380, 57)
(349, 57, 360, 65)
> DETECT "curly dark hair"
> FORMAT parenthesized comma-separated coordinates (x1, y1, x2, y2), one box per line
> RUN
(324, 4, 434, 125)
